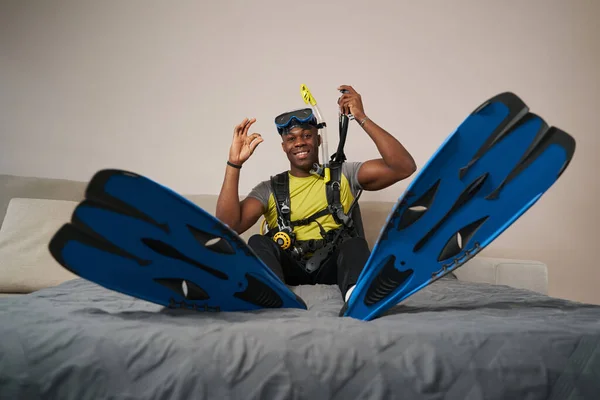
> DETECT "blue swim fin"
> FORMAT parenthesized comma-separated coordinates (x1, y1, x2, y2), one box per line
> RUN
(48, 169, 307, 312)
(341, 92, 575, 321)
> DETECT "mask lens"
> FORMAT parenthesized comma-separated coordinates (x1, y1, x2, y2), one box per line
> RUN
(275, 111, 295, 126)
(275, 108, 314, 128)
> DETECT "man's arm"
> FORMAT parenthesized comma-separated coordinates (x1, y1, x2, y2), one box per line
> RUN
(215, 165, 265, 234)
(354, 116, 417, 191)
(215, 117, 265, 234)
(338, 85, 417, 191)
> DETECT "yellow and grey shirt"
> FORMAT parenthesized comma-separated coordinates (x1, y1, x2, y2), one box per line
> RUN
(247, 162, 363, 242)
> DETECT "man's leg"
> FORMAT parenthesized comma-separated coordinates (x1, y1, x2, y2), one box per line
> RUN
(335, 237, 371, 301)
(247, 234, 311, 286)
(311, 251, 338, 285)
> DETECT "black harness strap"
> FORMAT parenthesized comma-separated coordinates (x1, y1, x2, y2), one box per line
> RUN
(326, 163, 344, 224)
(271, 166, 348, 238)
(291, 208, 330, 227)
(270, 173, 293, 234)
(267, 113, 363, 272)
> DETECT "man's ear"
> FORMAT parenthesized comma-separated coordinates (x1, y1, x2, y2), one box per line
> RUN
(318, 134, 322, 146)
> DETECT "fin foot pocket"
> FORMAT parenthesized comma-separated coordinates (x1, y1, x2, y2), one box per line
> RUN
(364, 257, 413, 307)
(233, 274, 285, 308)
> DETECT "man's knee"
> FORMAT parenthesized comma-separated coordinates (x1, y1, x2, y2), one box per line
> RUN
(337, 236, 370, 264)
(247, 234, 276, 250)
(338, 236, 370, 253)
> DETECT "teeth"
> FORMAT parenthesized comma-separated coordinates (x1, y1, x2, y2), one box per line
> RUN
(296, 151, 308, 156)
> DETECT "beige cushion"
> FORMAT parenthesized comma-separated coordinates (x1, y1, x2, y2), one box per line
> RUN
(454, 257, 548, 294)
(0, 174, 86, 231)
(0, 198, 79, 293)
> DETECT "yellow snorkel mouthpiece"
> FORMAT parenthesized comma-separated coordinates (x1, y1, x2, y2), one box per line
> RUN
(300, 83, 330, 183)
(300, 84, 317, 106)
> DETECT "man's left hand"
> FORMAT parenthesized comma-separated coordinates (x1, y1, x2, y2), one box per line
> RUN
(337, 85, 366, 121)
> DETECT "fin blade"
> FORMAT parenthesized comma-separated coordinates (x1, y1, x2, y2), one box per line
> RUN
(48, 169, 307, 312)
(85, 170, 171, 233)
(459, 92, 530, 179)
(342, 93, 575, 321)
(486, 124, 576, 200)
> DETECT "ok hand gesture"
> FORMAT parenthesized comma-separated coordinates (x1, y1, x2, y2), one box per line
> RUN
(228, 118, 264, 166)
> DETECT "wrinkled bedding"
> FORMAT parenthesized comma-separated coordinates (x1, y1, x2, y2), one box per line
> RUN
(1, 277, 600, 399)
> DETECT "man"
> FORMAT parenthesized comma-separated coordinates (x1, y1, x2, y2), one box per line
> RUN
(216, 85, 416, 303)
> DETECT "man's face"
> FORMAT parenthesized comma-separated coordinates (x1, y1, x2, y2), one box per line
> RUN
(280, 125, 321, 169)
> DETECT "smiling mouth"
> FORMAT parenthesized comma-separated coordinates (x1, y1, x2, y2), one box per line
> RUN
(294, 149, 310, 159)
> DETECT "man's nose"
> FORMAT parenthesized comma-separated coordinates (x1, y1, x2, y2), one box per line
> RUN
(295, 137, 307, 146)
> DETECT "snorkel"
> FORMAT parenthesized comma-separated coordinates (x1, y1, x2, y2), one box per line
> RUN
(300, 84, 330, 183)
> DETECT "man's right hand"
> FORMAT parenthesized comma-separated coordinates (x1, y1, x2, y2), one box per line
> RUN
(229, 118, 264, 166)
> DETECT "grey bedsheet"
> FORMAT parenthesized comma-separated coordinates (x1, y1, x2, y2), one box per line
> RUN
(1, 277, 600, 400)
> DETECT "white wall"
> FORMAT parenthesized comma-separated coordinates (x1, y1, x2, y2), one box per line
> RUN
(1, 0, 599, 304)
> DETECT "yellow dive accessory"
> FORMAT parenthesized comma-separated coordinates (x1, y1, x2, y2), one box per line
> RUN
(300, 83, 330, 183)
(272, 231, 292, 250)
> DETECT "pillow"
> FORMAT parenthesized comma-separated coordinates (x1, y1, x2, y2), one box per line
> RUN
(0, 173, 86, 231)
(0, 198, 80, 293)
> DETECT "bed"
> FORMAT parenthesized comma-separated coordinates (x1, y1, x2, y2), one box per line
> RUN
(1, 173, 600, 399)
